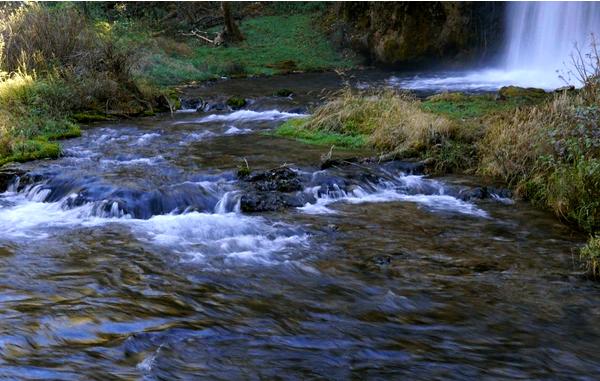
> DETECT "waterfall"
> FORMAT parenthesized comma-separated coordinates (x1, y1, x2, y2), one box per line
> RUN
(390, 1, 600, 91)
(504, 2, 600, 80)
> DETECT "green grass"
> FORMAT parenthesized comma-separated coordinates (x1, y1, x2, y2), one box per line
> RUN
(581, 236, 600, 278)
(274, 118, 367, 149)
(0, 73, 81, 166)
(0, 139, 61, 166)
(127, 14, 358, 86)
(422, 92, 550, 120)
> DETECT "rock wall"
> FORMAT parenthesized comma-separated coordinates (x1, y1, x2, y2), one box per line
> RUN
(333, 2, 505, 67)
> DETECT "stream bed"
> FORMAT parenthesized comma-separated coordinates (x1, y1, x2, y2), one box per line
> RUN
(0, 72, 598, 380)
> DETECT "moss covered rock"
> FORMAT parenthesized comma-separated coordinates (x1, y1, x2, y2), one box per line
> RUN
(227, 96, 247, 109)
(498, 86, 547, 100)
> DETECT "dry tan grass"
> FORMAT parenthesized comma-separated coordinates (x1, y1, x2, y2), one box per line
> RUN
(478, 92, 586, 184)
(306, 88, 455, 153)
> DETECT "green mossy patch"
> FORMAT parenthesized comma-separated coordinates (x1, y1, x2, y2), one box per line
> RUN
(72, 112, 112, 123)
(127, 14, 359, 86)
(0, 140, 61, 166)
(422, 92, 550, 120)
(226, 96, 247, 109)
(273, 118, 367, 149)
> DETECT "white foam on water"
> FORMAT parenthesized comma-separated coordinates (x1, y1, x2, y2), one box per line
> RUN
(224, 126, 252, 135)
(389, 69, 565, 92)
(189, 110, 308, 124)
(179, 130, 216, 145)
(299, 175, 488, 217)
(130, 212, 308, 265)
(0, 187, 307, 266)
(0, 195, 114, 238)
(176, 108, 199, 113)
(134, 133, 161, 145)
(100, 155, 165, 166)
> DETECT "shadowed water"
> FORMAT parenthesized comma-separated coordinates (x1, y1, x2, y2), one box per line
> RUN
(0, 72, 598, 380)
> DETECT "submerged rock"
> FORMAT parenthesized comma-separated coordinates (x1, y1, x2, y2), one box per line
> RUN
(226, 96, 247, 110)
(275, 88, 294, 97)
(286, 106, 308, 114)
(457, 186, 512, 201)
(209, 102, 228, 111)
(0, 168, 25, 192)
(180, 98, 204, 110)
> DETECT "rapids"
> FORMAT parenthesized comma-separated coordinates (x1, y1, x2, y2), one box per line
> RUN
(0, 72, 598, 379)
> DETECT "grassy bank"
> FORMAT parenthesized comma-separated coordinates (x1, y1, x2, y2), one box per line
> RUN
(0, 3, 356, 165)
(276, 84, 600, 276)
(120, 13, 357, 86)
(0, 4, 172, 166)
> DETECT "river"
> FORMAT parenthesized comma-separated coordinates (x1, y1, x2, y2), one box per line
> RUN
(0, 71, 598, 380)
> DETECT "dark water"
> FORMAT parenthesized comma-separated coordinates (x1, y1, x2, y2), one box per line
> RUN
(0, 72, 598, 380)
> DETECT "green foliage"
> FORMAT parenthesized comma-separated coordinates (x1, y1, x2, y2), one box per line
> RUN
(0, 139, 61, 166)
(427, 140, 478, 174)
(274, 118, 367, 149)
(129, 14, 358, 86)
(581, 236, 600, 278)
(422, 92, 548, 120)
(0, 72, 81, 165)
(265, 2, 329, 15)
(301, 88, 454, 154)
(72, 113, 112, 123)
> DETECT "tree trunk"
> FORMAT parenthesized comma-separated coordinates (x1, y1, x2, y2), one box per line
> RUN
(221, 2, 244, 43)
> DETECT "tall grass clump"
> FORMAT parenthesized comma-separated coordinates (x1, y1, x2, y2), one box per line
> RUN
(0, 3, 163, 165)
(580, 236, 600, 278)
(305, 88, 455, 154)
(480, 37, 600, 276)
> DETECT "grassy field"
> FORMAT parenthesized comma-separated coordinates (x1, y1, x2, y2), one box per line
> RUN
(125, 13, 358, 86)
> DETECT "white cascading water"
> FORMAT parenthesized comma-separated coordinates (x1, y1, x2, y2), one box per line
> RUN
(395, 1, 600, 91)
(503, 1, 600, 86)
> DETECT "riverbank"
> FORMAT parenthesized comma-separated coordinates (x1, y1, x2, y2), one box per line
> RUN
(0, 3, 357, 167)
(275, 85, 599, 275)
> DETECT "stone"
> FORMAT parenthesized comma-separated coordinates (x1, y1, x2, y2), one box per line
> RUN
(498, 86, 547, 100)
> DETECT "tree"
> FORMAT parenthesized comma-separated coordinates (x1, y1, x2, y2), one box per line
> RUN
(220, 2, 243, 43)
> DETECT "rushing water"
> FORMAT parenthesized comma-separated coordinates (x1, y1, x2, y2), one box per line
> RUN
(505, 1, 600, 75)
(0, 72, 598, 379)
(397, 1, 600, 92)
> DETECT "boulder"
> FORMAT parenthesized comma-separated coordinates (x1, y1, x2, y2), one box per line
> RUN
(457, 186, 512, 201)
(240, 191, 313, 212)
(0, 168, 25, 193)
(209, 102, 228, 111)
(275, 89, 294, 97)
(180, 98, 203, 110)
(245, 167, 302, 192)
(554, 85, 576, 93)
(287, 106, 307, 114)
(226, 96, 247, 109)
(238, 166, 309, 212)
(498, 86, 547, 100)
